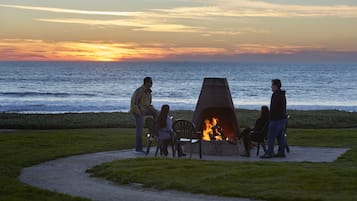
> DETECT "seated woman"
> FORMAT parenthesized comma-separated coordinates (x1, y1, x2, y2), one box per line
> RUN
(239, 105, 270, 157)
(157, 105, 185, 157)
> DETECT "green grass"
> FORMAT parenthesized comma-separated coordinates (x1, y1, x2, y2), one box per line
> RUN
(0, 112, 134, 129)
(1, 111, 357, 201)
(0, 128, 136, 201)
(88, 128, 357, 201)
(1, 109, 357, 129)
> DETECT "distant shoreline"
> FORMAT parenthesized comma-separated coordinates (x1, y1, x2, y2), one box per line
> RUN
(2, 104, 357, 114)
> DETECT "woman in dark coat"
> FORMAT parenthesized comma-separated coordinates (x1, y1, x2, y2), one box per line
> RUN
(239, 106, 270, 157)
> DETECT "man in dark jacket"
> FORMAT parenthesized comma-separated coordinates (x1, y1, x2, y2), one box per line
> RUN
(261, 79, 287, 158)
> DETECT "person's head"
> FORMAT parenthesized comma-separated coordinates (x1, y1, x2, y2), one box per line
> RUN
(271, 79, 282, 92)
(143, 77, 153, 89)
(158, 104, 170, 128)
(260, 105, 270, 120)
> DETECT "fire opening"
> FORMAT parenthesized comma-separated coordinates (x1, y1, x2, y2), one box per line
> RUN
(202, 117, 230, 141)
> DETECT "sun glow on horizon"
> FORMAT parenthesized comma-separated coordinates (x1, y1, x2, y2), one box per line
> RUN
(1, 39, 356, 62)
(0, 39, 233, 61)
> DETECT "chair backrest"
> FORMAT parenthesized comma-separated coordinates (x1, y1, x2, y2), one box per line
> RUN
(145, 117, 158, 137)
(284, 115, 290, 133)
(261, 122, 269, 138)
(251, 121, 269, 142)
(172, 120, 197, 139)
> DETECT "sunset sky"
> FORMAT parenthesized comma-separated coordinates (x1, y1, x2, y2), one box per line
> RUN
(1, 0, 357, 62)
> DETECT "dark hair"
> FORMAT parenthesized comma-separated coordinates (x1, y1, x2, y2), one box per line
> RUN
(143, 77, 152, 84)
(272, 79, 282, 89)
(157, 105, 169, 128)
(260, 105, 270, 121)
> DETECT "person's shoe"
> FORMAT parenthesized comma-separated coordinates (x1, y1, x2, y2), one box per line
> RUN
(260, 153, 273, 159)
(135, 150, 145, 154)
(273, 153, 286, 158)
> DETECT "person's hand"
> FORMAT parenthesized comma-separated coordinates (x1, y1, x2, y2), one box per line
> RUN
(132, 106, 141, 116)
(149, 106, 158, 116)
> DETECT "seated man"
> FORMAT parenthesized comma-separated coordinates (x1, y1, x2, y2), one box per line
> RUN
(239, 106, 270, 157)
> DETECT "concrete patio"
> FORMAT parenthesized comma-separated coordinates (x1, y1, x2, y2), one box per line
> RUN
(19, 146, 349, 201)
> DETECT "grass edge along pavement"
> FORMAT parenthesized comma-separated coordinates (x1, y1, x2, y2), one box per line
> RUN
(0, 128, 136, 201)
(88, 128, 357, 201)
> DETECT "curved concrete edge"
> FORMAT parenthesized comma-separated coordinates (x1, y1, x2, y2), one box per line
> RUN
(19, 146, 349, 201)
(19, 149, 258, 201)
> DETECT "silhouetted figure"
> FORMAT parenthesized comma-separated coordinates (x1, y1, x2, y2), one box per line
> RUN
(157, 105, 185, 157)
(261, 79, 287, 158)
(239, 106, 269, 157)
(130, 77, 158, 153)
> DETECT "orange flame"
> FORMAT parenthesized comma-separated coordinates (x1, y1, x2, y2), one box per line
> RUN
(202, 117, 223, 141)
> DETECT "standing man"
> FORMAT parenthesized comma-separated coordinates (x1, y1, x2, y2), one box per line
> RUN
(130, 77, 158, 153)
(261, 79, 287, 158)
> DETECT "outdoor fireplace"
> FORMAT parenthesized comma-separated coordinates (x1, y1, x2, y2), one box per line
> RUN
(191, 78, 240, 155)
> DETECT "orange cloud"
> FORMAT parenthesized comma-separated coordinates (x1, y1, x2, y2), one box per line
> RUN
(1, 39, 355, 61)
(0, 39, 226, 61)
(233, 44, 326, 54)
(36, 18, 202, 33)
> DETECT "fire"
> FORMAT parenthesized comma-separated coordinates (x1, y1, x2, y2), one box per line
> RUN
(202, 117, 224, 141)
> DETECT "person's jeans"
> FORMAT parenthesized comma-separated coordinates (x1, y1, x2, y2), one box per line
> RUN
(134, 109, 157, 151)
(266, 119, 287, 156)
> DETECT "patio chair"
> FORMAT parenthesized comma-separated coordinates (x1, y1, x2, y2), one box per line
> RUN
(172, 119, 202, 159)
(145, 117, 175, 157)
(145, 117, 157, 155)
(250, 122, 268, 156)
(283, 116, 290, 153)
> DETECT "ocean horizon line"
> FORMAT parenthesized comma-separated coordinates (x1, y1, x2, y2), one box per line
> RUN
(1, 60, 357, 65)
(2, 104, 356, 114)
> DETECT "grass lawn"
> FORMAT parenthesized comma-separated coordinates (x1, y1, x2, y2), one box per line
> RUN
(88, 128, 357, 201)
(1, 109, 357, 129)
(0, 128, 136, 201)
(1, 110, 357, 201)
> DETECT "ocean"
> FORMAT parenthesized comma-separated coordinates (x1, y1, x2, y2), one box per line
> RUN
(0, 61, 356, 113)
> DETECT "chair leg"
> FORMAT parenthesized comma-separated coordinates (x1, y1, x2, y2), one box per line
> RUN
(262, 141, 267, 152)
(146, 140, 152, 156)
(199, 141, 202, 159)
(284, 136, 290, 153)
(171, 138, 175, 158)
(155, 140, 162, 157)
(286, 143, 290, 153)
(190, 142, 193, 159)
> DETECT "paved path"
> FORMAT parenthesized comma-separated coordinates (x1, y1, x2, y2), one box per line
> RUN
(19, 146, 349, 201)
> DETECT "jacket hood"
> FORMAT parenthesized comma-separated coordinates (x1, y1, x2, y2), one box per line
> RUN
(274, 89, 286, 96)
